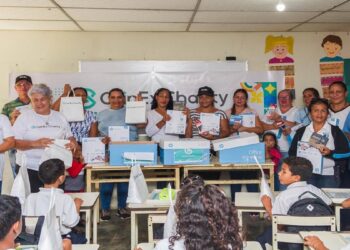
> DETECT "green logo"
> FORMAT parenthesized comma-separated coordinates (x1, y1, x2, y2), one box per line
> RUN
(85, 88, 96, 109)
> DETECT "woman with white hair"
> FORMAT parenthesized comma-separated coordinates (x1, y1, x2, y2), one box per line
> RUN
(13, 83, 77, 193)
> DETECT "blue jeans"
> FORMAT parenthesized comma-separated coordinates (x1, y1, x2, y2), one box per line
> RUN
(100, 183, 128, 210)
(309, 174, 339, 188)
(230, 171, 259, 201)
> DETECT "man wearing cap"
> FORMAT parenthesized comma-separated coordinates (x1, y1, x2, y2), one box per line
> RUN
(2, 75, 32, 124)
(1, 75, 32, 177)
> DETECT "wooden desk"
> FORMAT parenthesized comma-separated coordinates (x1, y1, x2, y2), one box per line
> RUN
(69, 192, 100, 244)
(299, 231, 349, 250)
(85, 164, 181, 192)
(183, 161, 274, 191)
(128, 191, 173, 250)
(322, 188, 350, 231)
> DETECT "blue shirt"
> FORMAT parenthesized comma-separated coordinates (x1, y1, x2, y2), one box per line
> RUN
(295, 107, 311, 126)
(97, 107, 137, 141)
(344, 112, 350, 134)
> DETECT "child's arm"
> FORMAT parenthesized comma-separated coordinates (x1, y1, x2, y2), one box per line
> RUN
(342, 198, 350, 208)
(74, 198, 83, 213)
(304, 236, 328, 250)
(261, 195, 273, 217)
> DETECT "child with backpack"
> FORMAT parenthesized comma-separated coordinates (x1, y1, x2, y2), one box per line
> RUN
(23, 159, 87, 245)
(257, 156, 332, 249)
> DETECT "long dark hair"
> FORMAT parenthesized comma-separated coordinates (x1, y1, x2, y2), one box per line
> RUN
(262, 131, 280, 150)
(231, 88, 248, 115)
(169, 184, 243, 250)
(151, 88, 174, 110)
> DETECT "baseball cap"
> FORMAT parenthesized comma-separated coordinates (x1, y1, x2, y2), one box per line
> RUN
(197, 86, 214, 97)
(15, 75, 32, 84)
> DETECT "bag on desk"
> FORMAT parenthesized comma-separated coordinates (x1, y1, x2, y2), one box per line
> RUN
(59, 92, 84, 122)
(163, 183, 177, 239)
(126, 162, 149, 203)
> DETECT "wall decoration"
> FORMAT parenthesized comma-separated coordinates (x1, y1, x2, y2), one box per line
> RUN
(265, 35, 295, 90)
(319, 35, 344, 98)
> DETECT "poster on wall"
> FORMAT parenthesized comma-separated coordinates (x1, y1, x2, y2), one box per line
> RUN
(10, 63, 283, 117)
(319, 35, 344, 98)
(265, 35, 295, 92)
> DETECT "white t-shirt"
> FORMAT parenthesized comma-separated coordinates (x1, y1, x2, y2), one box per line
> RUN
(145, 109, 179, 143)
(23, 188, 79, 235)
(272, 181, 332, 215)
(262, 106, 298, 152)
(301, 122, 335, 176)
(13, 109, 72, 171)
(154, 238, 185, 250)
(0, 114, 14, 180)
(329, 105, 350, 130)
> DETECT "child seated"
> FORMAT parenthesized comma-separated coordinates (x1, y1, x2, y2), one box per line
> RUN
(23, 159, 87, 245)
(257, 156, 332, 249)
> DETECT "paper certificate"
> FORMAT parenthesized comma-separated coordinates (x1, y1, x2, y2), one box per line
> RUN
(200, 113, 220, 135)
(297, 141, 323, 174)
(165, 110, 186, 135)
(229, 113, 255, 127)
(108, 126, 130, 142)
(82, 137, 105, 164)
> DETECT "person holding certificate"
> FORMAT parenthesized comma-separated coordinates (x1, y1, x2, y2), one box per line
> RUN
(226, 88, 264, 200)
(186, 86, 230, 140)
(145, 88, 183, 143)
(289, 98, 349, 188)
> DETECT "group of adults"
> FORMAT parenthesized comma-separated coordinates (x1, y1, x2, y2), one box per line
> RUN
(0, 75, 349, 220)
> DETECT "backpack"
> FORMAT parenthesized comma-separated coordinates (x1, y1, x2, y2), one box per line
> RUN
(286, 191, 333, 233)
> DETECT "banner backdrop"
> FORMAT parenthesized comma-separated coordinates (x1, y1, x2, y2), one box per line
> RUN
(10, 70, 284, 116)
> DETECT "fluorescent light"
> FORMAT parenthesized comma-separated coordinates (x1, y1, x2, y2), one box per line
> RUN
(276, 1, 286, 11)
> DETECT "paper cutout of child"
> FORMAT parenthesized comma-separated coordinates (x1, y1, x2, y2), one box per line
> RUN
(320, 35, 343, 62)
(265, 35, 294, 64)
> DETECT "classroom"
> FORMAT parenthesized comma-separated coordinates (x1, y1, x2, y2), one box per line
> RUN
(0, 1, 350, 250)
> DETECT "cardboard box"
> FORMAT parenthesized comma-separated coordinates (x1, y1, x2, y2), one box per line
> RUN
(212, 132, 265, 164)
(109, 141, 157, 166)
(159, 138, 210, 165)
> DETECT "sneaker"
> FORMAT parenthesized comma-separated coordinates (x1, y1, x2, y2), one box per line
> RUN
(101, 210, 111, 221)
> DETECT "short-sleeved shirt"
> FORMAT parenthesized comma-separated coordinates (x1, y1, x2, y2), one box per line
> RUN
(12, 109, 72, 171)
(97, 107, 137, 141)
(69, 110, 97, 142)
(189, 109, 227, 137)
(329, 105, 350, 131)
(295, 107, 312, 126)
(272, 181, 332, 215)
(1, 98, 30, 118)
(145, 109, 178, 143)
(23, 188, 80, 235)
(0, 114, 14, 180)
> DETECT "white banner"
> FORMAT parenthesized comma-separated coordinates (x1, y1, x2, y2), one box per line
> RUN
(10, 63, 283, 116)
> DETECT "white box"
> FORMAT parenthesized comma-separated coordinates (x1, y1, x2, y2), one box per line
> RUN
(212, 132, 260, 151)
(165, 110, 186, 135)
(125, 101, 146, 124)
(108, 126, 130, 141)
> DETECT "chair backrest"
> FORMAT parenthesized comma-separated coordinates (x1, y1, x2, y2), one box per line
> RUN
(147, 214, 167, 243)
(272, 215, 336, 250)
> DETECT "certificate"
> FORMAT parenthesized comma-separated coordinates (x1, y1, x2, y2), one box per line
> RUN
(165, 110, 186, 135)
(230, 113, 255, 127)
(297, 141, 323, 174)
(82, 137, 105, 164)
(200, 113, 220, 136)
(108, 126, 130, 142)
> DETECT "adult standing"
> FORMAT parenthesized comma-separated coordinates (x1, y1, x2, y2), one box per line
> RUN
(13, 84, 77, 193)
(97, 88, 137, 220)
(226, 89, 263, 200)
(296, 88, 320, 126)
(261, 89, 298, 190)
(328, 81, 350, 188)
(289, 98, 349, 188)
(2, 75, 32, 177)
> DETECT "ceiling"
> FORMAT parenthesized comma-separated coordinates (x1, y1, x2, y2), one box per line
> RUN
(0, 0, 350, 32)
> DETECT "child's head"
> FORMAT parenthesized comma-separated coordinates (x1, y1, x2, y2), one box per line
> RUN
(278, 156, 312, 185)
(180, 174, 204, 188)
(38, 159, 66, 185)
(0, 195, 22, 242)
(321, 35, 342, 58)
(263, 132, 278, 149)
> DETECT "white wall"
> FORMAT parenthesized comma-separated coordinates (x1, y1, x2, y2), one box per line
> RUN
(0, 31, 349, 107)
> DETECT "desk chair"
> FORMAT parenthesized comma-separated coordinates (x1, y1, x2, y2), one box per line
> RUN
(148, 214, 168, 243)
(272, 215, 336, 250)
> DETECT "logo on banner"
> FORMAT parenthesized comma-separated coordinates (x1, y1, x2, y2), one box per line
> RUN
(240, 82, 277, 114)
(85, 88, 96, 109)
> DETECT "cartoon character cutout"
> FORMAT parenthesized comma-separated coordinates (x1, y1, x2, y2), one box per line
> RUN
(320, 35, 343, 62)
(265, 35, 294, 64)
